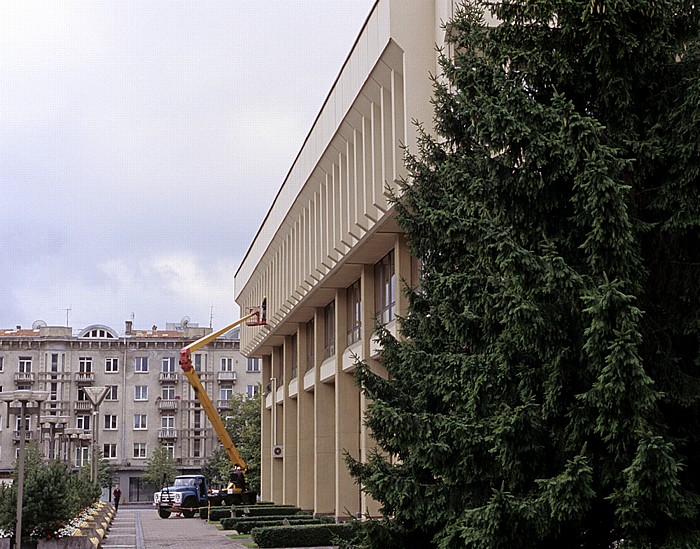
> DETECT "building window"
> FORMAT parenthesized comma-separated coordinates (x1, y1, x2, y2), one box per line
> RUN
(134, 386, 148, 401)
(78, 357, 92, 373)
(246, 384, 259, 399)
(220, 357, 233, 371)
(246, 358, 260, 373)
(18, 357, 32, 373)
(323, 301, 335, 359)
(103, 443, 117, 459)
(133, 414, 147, 430)
(105, 358, 119, 373)
(193, 410, 202, 429)
(162, 385, 176, 400)
(15, 415, 30, 432)
(194, 354, 203, 372)
(347, 279, 362, 346)
(104, 415, 118, 430)
(75, 446, 90, 467)
(376, 250, 396, 324)
(163, 442, 175, 459)
(77, 388, 88, 402)
(161, 415, 175, 429)
(135, 357, 148, 373)
(193, 439, 201, 458)
(0, 356, 4, 372)
(106, 385, 118, 400)
(76, 415, 90, 430)
(290, 336, 298, 380)
(220, 384, 234, 401)
(133, 443, 147, 458)
(306, 319, 314, 371)
(50, 354, 60, 373)
(162, 357, 176, 373)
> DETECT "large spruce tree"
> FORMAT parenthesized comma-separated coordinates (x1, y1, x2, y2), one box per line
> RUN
(347, 1, 699, 547)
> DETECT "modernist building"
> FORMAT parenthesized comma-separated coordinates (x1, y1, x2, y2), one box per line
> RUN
(234, 0, 465, 518)
(0, 321, 261, 502)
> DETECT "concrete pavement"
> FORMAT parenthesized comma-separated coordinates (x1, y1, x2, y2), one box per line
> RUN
(102, 504, 252, 549)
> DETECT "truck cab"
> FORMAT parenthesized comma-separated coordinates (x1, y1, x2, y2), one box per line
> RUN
(154, 475, 208, 518)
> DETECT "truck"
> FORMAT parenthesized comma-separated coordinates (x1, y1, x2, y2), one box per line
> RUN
(154, 299, 266, 519)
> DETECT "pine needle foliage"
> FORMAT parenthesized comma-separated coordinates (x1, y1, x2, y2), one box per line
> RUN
(347, 1, 700, 547)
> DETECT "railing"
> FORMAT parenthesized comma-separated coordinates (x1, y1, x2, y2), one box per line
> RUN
(159, 372, 179, 383)
(12, 431, 33, 441)
(217, 400, 232, 410)
(157, 428, 178, 439)
(157, 399, 179, 411)
(74, 401, 92, 411)
(75, 372, 95, 384)
(14, 372, 34, 384)
(217, 371, 237, 383)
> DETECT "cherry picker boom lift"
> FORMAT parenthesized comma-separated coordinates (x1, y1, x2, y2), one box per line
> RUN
(178, 297, 266, 505)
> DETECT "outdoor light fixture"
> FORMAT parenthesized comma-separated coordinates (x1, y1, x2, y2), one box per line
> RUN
(0, 390, 49, 549)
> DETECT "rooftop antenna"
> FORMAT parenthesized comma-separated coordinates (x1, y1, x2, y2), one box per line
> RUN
(63, 306, 72, 327)
(209, 306, 214, 328)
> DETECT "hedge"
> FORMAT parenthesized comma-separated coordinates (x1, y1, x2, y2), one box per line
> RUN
(220, 514, 313, 530)
(251, 523, 356, 548)
(234, 518, 326, 534)
(233, 505, 305, 517)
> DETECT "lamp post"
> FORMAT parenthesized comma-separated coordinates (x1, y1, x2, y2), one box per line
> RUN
(64, 427, 83, 468)
(83, 387, 109, 485)
(40, 416, 69, 461)
(0, 390, 49, 549)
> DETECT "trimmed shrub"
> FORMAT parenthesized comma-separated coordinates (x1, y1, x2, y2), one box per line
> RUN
(251, 523, 355, 548)
(220, 514, 313, 530)
(233, 505, 304, 517)
(236, 518, 325, 534)
(207, 507, 233, 521)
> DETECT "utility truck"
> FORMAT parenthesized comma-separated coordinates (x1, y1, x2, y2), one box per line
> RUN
(155, 299, 266, 519)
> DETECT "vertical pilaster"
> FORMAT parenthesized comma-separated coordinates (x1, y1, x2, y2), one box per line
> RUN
(314, 306, 336, 515)
(296, 324, 315, 511)
(335, 287, 362, 518)
(261, 354, 273, 502)
(282, 334, 298, 504)
(271, 346, 284, 504)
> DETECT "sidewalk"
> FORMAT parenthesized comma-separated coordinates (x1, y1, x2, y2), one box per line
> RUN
(102, 505, 253, 549)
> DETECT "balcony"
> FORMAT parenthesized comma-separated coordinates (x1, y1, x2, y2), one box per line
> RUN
(157, 399, 179, 411)
(217, 400, 232, 410)
(157, 428, 178, 439)
(74, 401, 92, 411)
(74, 372, 95, 384)
(12, 430, 34, 442)
(159, 372, 179, 383)
(217, 371, 237, 383)
(14, 372, 35, 384)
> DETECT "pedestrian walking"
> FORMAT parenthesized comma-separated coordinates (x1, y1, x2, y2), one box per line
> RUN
(112, 485, 122, 511)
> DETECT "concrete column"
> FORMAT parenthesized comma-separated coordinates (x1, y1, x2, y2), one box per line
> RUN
(360, 263, 385, 517)
(314, 307, 336, 515)
(271, 346, 284, 504)
(282, 334, 298, 505)
(335, 288, 362, 518)
(260, 354, 273, 502)
(296, 324, 315, 511)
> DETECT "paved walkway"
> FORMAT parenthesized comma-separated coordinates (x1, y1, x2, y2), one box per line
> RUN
(102, 505, 252, 549)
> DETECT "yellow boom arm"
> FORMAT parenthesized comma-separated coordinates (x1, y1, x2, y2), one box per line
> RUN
(179, 313, 256, 472)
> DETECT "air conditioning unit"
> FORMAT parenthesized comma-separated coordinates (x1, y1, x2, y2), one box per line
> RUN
(272, 445, 284, 458)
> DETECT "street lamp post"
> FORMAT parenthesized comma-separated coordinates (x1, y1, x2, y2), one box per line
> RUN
(0, 390, 49, 549)
(40, 416, 69, 461)
(83, 387, 109, 485)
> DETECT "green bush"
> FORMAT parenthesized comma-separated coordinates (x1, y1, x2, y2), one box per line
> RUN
(233, 505, 304, 517)
(221, 514, 323, 532)
(251, 523, 355, 548)
(207, 507, 233, 521)
(235, 518, 324, 534)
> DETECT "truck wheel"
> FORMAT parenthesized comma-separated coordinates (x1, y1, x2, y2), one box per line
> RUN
(182, 498, 197, 518)
(158, 509, 171, 519)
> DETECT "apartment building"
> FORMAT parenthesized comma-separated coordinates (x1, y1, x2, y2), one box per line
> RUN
(0, 321, 261, 502)
(234, 0, 459, 518)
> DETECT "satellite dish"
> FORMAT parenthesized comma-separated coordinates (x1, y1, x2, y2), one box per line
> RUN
(180, 316, 190, 329)
(32, 320, 48, 329)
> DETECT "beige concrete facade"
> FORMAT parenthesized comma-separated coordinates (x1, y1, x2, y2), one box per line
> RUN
(235, 0, 455, 518)
(0, 322, 260, 502)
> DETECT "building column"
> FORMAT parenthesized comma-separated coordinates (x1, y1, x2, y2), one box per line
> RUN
(360, 263, 385, 517)
(296, 324, 315, 511)
(335, 288, 362, 519)
(282, 334, 298, 505)
(314, 307, 336, 515)
(271, 346, 284, 504)
(260, 354, 273, 502)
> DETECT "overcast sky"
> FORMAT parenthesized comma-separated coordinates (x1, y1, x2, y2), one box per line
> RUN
(0, 0, 375, 333)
